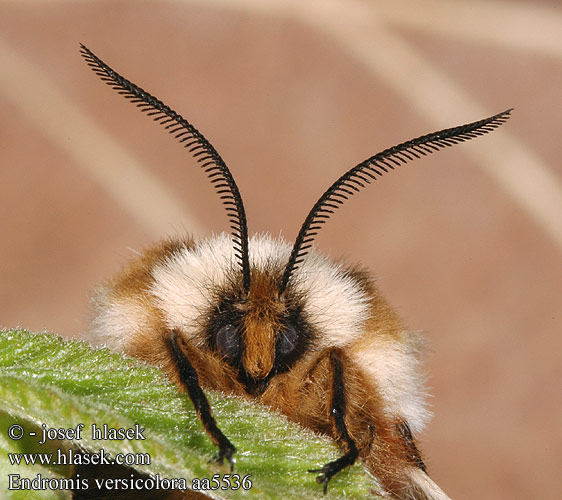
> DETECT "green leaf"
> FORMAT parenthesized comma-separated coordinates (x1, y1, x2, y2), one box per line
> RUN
(0, 329, 379, 499)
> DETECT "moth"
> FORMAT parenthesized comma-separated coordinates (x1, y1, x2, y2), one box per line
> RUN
(81, 44, 511, 499)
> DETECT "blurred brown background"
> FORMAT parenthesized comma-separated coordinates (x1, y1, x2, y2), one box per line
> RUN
(1, 1, 561, 499)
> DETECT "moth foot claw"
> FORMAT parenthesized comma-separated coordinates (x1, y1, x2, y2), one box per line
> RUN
(210, 444, 236, 471)
(308, 466, 334, 494)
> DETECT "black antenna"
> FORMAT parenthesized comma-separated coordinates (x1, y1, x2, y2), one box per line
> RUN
(279, 109, 512, 294)
(80, 44, 251, 292)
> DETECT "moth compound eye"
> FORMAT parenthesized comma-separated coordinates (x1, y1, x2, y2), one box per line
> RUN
(277, 324, 298, 358)
(215, 324, 240, 359)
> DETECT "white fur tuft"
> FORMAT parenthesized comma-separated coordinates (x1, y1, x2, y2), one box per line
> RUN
(351, 331, 431, 434)
(405, 467, 452, 500)
(89, 288, 152, 352)
(290, 247, 371, 349)
(149, 234, 236, 346)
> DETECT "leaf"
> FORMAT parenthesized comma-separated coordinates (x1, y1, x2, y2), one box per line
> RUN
(0, 329, 379, 499)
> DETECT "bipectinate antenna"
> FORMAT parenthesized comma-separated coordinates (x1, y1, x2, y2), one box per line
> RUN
(279, 109, 512, 294)
(80, 44, 251, 291)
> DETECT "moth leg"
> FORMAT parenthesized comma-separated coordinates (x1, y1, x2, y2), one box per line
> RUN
(166, 329, 236, 470)
(397, 419, 427, 472)
(308, 348, 359, 494)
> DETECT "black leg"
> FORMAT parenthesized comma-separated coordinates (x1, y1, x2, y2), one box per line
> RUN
(397, 420, 426, 472)
(308, 349, 359, 494)
(166, 329, 236, 470)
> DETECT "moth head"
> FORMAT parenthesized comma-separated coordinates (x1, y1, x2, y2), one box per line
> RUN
(81, 44, 512, 393)
(207, 266, 309, 393)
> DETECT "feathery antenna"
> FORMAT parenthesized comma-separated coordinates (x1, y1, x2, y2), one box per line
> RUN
(80, 44, 251, 291)
(279, 109, 512, 294)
